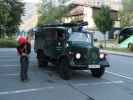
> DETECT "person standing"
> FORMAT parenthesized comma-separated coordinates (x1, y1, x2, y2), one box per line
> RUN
(17, 35, 31, 81)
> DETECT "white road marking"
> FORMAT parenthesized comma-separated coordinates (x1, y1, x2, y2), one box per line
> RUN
(0, 56, 17, 58)
(0, 60, 18, 62)
(76, 80, 124, 86)
(106, 71, 133, 81)
(0, 58, 36, 60)
(0, 55, 35, 58)
(0, 65, 18, 67)
(0, 87, 54, 95)
(0, 73, 19, 76)
(0, 55, 18, 57)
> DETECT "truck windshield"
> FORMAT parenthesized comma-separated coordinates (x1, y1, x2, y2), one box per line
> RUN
(69, 32, 91, 43)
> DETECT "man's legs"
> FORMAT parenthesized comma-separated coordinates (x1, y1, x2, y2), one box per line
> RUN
(20, 56, 29, 81)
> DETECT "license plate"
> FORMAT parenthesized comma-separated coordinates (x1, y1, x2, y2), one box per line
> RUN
(88, 65, 100, 69)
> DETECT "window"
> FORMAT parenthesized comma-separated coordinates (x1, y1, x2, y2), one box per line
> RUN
(69, 32, 91, 43)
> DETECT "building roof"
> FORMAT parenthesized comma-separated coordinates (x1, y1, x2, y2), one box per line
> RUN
(68, 0, 121, 11)
(91, 6, 118, 12)
(66, 0, 120, 17)
(68, 6, 84, 16)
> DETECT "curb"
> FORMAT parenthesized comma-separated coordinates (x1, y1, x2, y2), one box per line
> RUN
(101, 50, 133, 57)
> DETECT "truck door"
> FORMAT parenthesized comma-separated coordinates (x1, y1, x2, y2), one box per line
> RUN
(56, 29, 66, 55)
(43, 28, 57, 58)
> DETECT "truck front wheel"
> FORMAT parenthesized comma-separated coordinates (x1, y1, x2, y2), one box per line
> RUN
(91, 67, 105, 78)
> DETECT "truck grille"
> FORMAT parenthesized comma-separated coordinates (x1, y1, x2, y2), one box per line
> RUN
(73, 52, 88, 65)
(72, 48, 99, 65)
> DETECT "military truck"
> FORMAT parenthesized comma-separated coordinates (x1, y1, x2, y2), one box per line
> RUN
(34, 22, 110, 80)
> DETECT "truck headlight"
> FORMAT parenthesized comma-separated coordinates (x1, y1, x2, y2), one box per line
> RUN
(66, 43, 69, 47)
(76, 53, 81, 59)
(100, 53, 105, 59)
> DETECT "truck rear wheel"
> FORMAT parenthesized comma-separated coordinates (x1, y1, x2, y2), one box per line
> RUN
(38, 59, 48, 68)
(59, 58, 71, 80)
(37, 50, 48, 68)
(91, 67, 105, 78)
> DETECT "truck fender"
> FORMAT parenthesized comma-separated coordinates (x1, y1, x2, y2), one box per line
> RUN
(99, 60, 110, 67)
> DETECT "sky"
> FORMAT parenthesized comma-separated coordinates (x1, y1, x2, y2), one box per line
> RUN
(20, 0, 39, 31)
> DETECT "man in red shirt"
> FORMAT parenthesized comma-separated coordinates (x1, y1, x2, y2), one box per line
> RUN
(17, 36, 31, 81)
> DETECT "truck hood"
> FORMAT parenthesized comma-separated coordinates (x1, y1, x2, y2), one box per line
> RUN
(67, 41, 99, 64)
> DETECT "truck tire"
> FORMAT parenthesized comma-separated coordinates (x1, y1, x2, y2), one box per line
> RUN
(37, 50, 48, 68)
(91, 67, 105, 78)
(38, 59, 48, 68)
(59, 58, 71, 80)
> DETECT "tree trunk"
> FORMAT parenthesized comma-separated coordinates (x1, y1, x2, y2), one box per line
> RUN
(0, 29, 2, 38)
(0, 34, 2, 38)
(104, 34, 106, 48)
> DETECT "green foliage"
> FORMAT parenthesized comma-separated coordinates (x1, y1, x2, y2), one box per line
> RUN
(99, 44, 103, 49)
(93, 6, 114, 34)
(0, 39, 18, 48)
(38, 0, 70, 25)
(0, 0, 24, 38)
(119, 0, 133, 27)
(93, 6, 114, 48)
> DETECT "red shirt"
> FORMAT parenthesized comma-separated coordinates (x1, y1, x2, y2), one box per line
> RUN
(17, 42, 31, 55)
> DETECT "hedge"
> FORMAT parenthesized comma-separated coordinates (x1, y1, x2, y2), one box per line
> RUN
(0, 39, 18, 48)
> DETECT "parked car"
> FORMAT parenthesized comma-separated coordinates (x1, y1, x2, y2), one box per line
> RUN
(118, 26, 133, 48)
(34, 22, 110, 80)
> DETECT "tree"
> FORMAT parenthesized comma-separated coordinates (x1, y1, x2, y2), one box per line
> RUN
(0, 0, 11, 38)
(0, 0, 24, 38)
(93, 6, 114, 48)
(38, 0, 70, 25)
(119, 0, 133, 28)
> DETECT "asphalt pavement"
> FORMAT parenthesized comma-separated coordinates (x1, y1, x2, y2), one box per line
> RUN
(0, 48, 133, 100)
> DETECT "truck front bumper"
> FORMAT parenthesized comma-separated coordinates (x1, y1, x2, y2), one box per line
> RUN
(69, 60, 110, 70)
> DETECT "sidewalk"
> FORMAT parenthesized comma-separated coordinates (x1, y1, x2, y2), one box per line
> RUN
(95, 40, 118, 48)
(101, 50, 133, 57)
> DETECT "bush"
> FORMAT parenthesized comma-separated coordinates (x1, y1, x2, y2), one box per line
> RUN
(99, 44, 103, 49)
(128, 43, 133, 52)
(0, 39, 18, 48)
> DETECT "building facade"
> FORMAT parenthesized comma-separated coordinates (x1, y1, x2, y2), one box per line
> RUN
(63, 0, 122, 40)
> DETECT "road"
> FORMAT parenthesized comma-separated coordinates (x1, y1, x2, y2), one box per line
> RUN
(0, 48, 133, 100)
